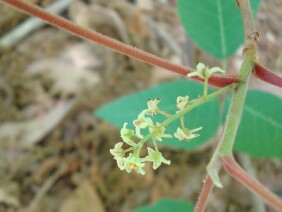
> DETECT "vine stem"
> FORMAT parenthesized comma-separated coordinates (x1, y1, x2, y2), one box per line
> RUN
(3, 0, 281, 87)
(253, 63, 282, 88)
(207, 0, 258, 187)
(1, 0, 239, 87)
(204, 1, 282, 211)
(222, 156, 282, 211)
(218, 0, 258, 156)
(194, 174, 214, 212)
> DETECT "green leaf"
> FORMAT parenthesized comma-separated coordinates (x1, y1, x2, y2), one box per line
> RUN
(95, 80, 220, 150)
(177, 0, 261, 59)
(224, 90, 282, 157)
(133, 198, 194, 212)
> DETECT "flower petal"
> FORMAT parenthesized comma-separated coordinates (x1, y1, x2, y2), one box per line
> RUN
(120, 123, 136, 146)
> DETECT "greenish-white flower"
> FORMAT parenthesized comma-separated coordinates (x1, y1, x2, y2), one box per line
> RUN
(133, 110, 153, 138)
(146, 98, 160, 116)
(120, 123, 136, 146)
(187, 63, 225, 79)
(145, 147, 171, 169)
(122, 153, 146, 175)
(187, 63, 206, 79)
(174, 127, 203, 141)
(149, 122, 172, 141)
(110, 142, 125, 159)
(176, 96, 189, 110)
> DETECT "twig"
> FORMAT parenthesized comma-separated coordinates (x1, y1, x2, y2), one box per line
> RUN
(218, 0, 258, 155)
(207, 0, 258, 187)
(222, 156, 282, 211)
(253, 63, 282, 88)
(0, 0, 75, 47)
(1, 0, 239, 87)
(239, 154, 266, 212)
(28, 164, 66, 211)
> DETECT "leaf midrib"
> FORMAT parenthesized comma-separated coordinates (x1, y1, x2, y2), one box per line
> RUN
(216, 0, 227, 58)
(244, 105, 282, 130)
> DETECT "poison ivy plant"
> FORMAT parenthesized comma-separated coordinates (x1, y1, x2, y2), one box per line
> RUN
(177, 0, 261, 59)
(224, 90, 282, 157)
(133, 198, 194, 212)
(95, 80, 220, 150)
(3, 0, 282, 210)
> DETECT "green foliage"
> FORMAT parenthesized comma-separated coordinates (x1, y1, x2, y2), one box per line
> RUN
(224, 90, 282, 157)
(95, 80, 220, 150)
(177, 0, 261, 59)
(133, 198, 194, 212)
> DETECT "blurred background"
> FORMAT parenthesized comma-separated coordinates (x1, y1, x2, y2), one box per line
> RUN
(0, 0, 281, 211)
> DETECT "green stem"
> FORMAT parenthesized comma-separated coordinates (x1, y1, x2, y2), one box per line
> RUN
(204, 77, 209, 97)
(140, 84, 235, 145)
(153, 139, 159, 152)
(220, 51, 255, 155)
(207, 51, 255, 187)
(207, 0, 258, 187)
(180, 116, 185, 130)
(158, 110, 172, 118)
(124, 147, 134, 153)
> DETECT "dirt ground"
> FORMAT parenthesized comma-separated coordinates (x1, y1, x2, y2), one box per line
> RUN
(0, 0, 281, 211)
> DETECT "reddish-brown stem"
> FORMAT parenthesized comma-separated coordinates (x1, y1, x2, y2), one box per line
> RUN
(1, 0, 239, 87)
(253, 63, 282, 88)
(222, 156, 282, 211)
(194, 174, 214, 212)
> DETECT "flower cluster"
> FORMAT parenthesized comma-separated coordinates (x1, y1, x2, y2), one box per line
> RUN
(110, 97, 203, 175)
